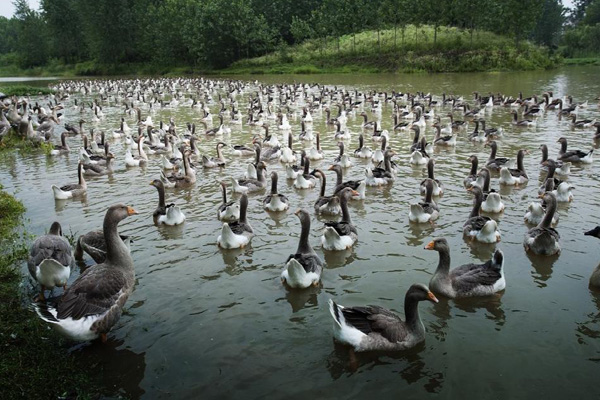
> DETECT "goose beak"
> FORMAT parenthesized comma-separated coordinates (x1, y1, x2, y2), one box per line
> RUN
(351, 190, 360, 196)
(149, 181, 155, 186)
(126, 206, 139, 215)
(294, 209, 301, 216)
(424, 241, 435, 250)
(328, 165, 335, 170)
(467, 187, 473, 192)
(538, 193, 545, 199)
(427, 291, 439, 303)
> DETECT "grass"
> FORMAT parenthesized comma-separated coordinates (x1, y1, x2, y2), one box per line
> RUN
(221, 25, 561, 74)
(0, 85, 55, 96)
(562, 57, 600, 66)
(0, 185, 102, 399)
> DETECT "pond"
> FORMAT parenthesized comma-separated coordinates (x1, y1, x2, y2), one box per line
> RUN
(1, 66, 600, 399)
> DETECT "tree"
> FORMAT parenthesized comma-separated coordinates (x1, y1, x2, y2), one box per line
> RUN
(40, 0, 86, 62)
(531, 0, 566, 47)
(12, 0, 49, 67)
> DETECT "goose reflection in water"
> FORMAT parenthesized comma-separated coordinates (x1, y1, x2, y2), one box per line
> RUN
(326, 341, 444, 393)
(526, 250, 560, 288)
(75, 339, 146, 399)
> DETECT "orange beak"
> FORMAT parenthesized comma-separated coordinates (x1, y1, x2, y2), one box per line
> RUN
(351, 190, 360, 196)
(126, 206, 139, 215)
(294, 209, 301, 216)
(427, 291, 439, 303)
(467, 187, 473, 192)
(424, 241, 435, 250)
(328, 165, 335, 170)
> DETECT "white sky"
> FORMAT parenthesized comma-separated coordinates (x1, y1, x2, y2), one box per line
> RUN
(0, 0, 41, 18)
(0, 0, 577, 19)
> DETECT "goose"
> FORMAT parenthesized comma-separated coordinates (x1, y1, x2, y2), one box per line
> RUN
(511, 110, 535, 126)
(217, 181, 240, 222)
(539, 144, 570, 177)
(307, 133, 324, 161)
(328, 283, 438, 352)
(425, 238, 505, 298)
(34, 204, 138, 342)
(150, 179, 185, 225)
(371, 134, 387, 164)
(463, 186, 501, 243)
(232, 143, 255, 157)
(278, 113, 292, 131)
(477, 168, 505, 213)
(334, 121, 350, 141)
(293, 156, 317, 189)
(313, 169, 342, 215)
(82, 153, 114, 176)
(261, 124, 280, 147)
(464, 155, 479, 188)
(484, 141, 509, 171)
(359, 111, 376, 129)
(321, 187, 359, 250)
(202, 142, 227, 168)
(163, 152, 197, 188)
(281, 209, 323, 288)
(433, 123, 456, 146)
(263, 171, 290, 212)
(409, 179, 439, 223)
(366, 149, 396, 186)
(232, 161, 268, 193)
(499, 149, 529, 186)
(420, 158, 443, 196)
(285, 150, 305, 180)
(49, 132, 70, 156)
(279, 132, 297, 164)
(217, 194, 253, 249)
(447, 113, 466, 130)
(524, 192, 560, 255)
(524, 201, 559, 226)
(584, 227, 600, 288)
(570, 114, 596, 128)
(538, 159, 564, 195)
(328, 164, 363, 199)
(557, 137, 593, 164)
(354, 134, 373, 159)
(334, 142, 353, 168)
(479, 119, 503, 139)
(28, 221, 74, 301)
(553, 182, 574, 203)
(410, 137, 429, 166)
(124, 135, 148, 167)
(52, 162, 87, 200)
(298, 121, 314, 141)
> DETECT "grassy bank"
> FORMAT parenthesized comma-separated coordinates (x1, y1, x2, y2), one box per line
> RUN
(222, 25, 561, 74)
(562, 57, 600, 66)
(0, 184, 101, 398)
(0, 85, 55, 96)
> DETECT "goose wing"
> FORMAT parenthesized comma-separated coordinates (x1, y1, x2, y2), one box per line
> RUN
(450, 261, 502, 291)
(56, 265, 128, 319)
(341, 306, 407, 342)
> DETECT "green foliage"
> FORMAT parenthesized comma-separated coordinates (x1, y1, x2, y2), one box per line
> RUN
(0, 85, 54, 96)
(225, 25, 559, 74)
(0, 0, 571, 71)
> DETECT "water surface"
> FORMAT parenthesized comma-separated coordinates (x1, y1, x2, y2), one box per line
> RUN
(2, 66, 600, 399)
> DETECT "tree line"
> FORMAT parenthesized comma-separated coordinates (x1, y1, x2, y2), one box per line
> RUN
(0, 0, 594, 70)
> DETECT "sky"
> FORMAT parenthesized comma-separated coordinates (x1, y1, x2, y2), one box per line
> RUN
(0, 0, 577, 19)
(0, 0, 41, 18)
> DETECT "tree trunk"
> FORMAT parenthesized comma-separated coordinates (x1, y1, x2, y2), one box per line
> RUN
(434, 24, 438, 45)
(353, 34, 356, 53)
(415, 25, 418, 45)
(378, 29, 381, 50)
(401, 26, 405, 47)
(337, 36, 340, 52)
(394, 24, 397, 50)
